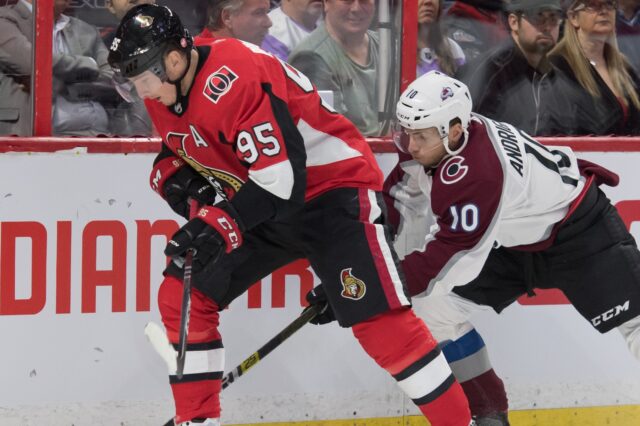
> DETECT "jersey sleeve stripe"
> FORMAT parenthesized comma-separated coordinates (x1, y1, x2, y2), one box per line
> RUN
(248, 160, 294, 199)
(359, 188, 411, 309)
(298, 118, 363, 166)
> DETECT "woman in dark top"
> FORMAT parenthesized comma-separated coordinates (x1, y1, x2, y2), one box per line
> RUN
(548, 0, 640, 135)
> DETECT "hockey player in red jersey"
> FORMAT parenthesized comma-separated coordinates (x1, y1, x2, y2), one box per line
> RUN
(108, 5, 472, 426)
(382, 71, 640, 425)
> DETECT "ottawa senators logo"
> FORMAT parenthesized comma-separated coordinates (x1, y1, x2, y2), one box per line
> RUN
(340, 268, 366, 300)
(203, 66, 238, 104)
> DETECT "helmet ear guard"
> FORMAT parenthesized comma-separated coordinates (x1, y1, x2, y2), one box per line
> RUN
(395, 71, 473, 155)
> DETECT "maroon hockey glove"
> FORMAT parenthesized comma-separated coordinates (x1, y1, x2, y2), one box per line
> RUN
(165, 202, 244, 272)
(150, 157, 218, 220)
(305, 285, 336, 325)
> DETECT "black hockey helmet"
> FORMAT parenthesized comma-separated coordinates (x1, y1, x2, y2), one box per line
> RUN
(108, 4, 193, 80)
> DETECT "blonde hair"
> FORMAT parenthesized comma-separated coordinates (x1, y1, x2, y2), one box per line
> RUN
(549, 7, 640, 109)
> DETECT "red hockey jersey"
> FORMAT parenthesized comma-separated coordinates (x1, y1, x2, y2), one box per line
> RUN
(146, 38, 382, 226)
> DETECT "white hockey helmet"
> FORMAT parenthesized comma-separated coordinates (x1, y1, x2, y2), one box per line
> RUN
(395, 71, 472, 156)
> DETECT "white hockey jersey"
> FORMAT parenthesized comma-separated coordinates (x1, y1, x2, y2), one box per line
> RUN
(384, 114, 588, 297)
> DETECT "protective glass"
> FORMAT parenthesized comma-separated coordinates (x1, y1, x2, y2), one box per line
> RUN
(112, 73, 140, 103)
(392, 122, 411, 153)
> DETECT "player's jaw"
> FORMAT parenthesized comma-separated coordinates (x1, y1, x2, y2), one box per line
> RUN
(406, 128, 447, 167)
(139, 84, 177, 106)
(131, 72, 177, 105)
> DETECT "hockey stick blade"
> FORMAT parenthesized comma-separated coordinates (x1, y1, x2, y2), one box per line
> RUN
(162, 304, 321, 425)
(144, 322, 178, 373)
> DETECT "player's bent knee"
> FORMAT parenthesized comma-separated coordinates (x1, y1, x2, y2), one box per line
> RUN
(352, 308, 438, 374)
(412, 295, 474, 342)
(158, 275, 222, 343)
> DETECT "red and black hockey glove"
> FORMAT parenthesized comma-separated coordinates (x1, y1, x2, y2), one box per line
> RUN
(164, 202, 245, 272)
(304, 285, 336, 325)
(150, 157, 218, 219)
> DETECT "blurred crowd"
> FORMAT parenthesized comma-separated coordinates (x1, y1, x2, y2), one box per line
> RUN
(0, 0, 638, 137)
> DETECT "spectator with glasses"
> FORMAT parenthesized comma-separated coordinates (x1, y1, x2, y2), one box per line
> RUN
(417, 0, 466, 76)
(549, 0, 640, 135)
(457, 0, 572, 135)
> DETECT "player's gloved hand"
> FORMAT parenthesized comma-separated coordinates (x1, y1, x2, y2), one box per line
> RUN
(305, 285, 336, 325)
(150, 157, 218, 220)
(164, 203, 244, 272)
(164, 168, 217, 219)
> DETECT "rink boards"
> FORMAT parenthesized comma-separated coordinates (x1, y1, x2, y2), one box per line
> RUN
(0, 148, 639, 425)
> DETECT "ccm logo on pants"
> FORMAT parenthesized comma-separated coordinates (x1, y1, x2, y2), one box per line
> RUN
(591, 300, 630, 327)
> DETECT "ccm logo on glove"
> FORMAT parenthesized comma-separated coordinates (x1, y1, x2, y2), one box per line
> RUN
(198, 207, 243, 252)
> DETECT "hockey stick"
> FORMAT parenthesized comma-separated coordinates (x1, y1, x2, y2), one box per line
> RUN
(158, 304, 321, 426)
(176, 199, 199, 379)
(222, 303, 321, 389)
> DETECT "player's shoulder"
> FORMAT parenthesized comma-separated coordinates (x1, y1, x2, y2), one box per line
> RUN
(194, 40, 270, 102)
(442, 120, 503, 185)
(431, 121, 504, 209)
(204, 38, 262, 68)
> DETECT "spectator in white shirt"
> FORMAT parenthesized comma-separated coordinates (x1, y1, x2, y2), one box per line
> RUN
(262, 0, 323, 60)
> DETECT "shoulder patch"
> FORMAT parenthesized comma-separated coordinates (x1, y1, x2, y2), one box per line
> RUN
(203, 66, 238, 104)
(439, 156, 468, 185)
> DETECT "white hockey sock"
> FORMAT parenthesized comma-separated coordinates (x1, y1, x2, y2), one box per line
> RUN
(177, 418, 221, 426)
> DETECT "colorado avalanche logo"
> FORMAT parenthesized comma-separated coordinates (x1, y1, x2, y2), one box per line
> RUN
(340, 268, 366, 300)
(203, 66, 238, 104)
(441, 86, 454, 101)
(439, 156, 468, 185)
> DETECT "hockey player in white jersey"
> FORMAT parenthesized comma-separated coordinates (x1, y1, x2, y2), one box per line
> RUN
(381, 71, 640, 425)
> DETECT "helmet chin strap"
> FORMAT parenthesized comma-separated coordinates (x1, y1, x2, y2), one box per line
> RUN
(168, 48, 193, 102)
(442, 127, 469, 157)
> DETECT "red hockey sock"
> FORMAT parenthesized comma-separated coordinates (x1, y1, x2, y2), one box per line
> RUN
(158, 275, 224, 423)
(352, 308, 471, 426)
